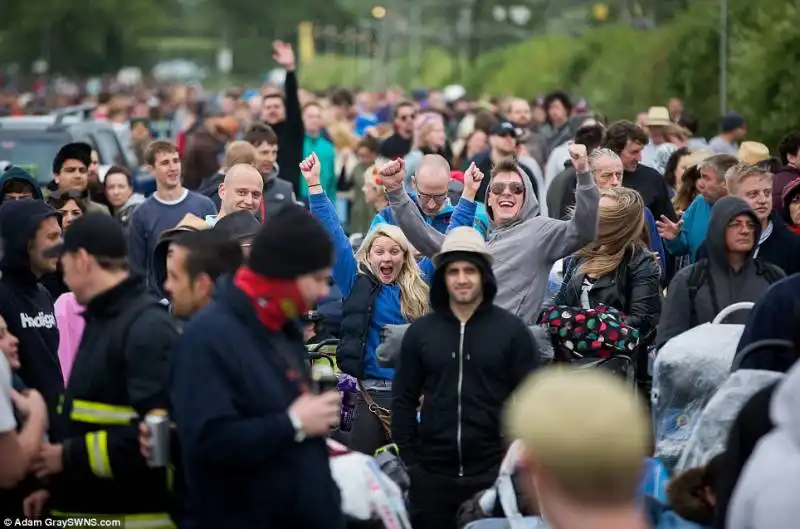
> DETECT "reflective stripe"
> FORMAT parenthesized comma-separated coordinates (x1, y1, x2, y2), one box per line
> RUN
(50, 511, 175, 529)
(86, 430, 112, 478)
(71, 399, 137, 425)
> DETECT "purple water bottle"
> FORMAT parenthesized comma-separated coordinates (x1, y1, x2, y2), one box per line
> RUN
(337, 374, 358, 432)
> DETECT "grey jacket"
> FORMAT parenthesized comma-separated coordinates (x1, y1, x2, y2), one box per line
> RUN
(657, 197, 784, 347)
(387, 169, 599, 324)
(726, 362, 800, 529)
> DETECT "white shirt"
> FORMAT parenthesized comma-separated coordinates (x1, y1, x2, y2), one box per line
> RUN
(0, 355, 16, 434)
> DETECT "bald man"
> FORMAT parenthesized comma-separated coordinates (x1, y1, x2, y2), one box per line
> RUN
(205, 163, 264, 226)
(368, 154, 491, 240)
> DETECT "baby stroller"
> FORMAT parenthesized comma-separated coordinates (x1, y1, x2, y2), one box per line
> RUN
(652, 302, 752, 469)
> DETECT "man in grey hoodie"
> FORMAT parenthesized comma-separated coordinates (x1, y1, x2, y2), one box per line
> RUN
(657, 196, 784, 347)
(726, 360, 800, 529)
(380, 145, 599, 324)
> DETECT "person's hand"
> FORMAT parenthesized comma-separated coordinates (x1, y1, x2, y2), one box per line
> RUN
(299, 153, 322, 190)
(289, 391, 342, 437)
(568, 142, 589, 174)
(23, 490, 49, 518)
(11, 389, 48, 429)
(656, 215, 683, 241)
(378, 159, 406, 192)
(272, 40, 296, 71)
(462, 162, 484, 201)
(33, 443, 63, 478)
(139, 419, 176, 460)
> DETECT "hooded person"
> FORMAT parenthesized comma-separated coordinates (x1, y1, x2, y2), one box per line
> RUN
(0, 199, 64, 431)
(384, 146, 599, 325)
(391, 226, 540, 529)
(0, 166, 43, 203)
(151, 214, 210, 302)
(170, 205, 345, 529)
(657, 196, 785, 347)
(726, 361, 800, 529)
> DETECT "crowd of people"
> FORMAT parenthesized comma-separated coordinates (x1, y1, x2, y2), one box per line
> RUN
(0, 40, 799, 529)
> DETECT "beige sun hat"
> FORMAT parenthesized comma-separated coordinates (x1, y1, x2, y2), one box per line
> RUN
(646, 106, 672, 127)
(738, 141, 770, 166)
(432, 226, 493, 268)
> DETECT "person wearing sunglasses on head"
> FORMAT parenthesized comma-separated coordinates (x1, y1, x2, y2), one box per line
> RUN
(382, 143, 599, 325)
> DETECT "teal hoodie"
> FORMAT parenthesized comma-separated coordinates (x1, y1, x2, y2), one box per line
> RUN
(0, 166, 43, 202)
(664, 195, 712, 262)
(302, 135, 337, 201)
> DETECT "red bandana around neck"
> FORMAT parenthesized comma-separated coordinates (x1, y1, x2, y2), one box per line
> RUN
(234, 266, 309, 332)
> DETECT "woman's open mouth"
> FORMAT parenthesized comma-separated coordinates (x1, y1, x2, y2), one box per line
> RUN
(379, 265, 394, 279)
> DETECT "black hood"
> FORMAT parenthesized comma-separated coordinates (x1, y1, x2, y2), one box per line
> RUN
(0, 167, 44, 202)
(706, 196, 761, 267)
(0, 199, 60, 277)
(429, 251, 497, 313)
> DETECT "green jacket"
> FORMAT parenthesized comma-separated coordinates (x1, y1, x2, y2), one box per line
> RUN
(301, 134, 337, 201)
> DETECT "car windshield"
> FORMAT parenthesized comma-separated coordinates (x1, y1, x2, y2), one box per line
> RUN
(0, 135, 68, 184)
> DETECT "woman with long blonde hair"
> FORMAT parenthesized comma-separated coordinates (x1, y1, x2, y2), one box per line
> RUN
(302, 152, 432, 455)
(554, 187, 662, 336)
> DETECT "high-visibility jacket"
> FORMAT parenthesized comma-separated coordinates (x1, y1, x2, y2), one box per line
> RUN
(47, 278, 178, 528)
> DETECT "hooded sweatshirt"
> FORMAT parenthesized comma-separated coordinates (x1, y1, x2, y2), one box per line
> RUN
(0, 199, 63, 430)
(0, 166, 44, 202)
(657, 196, 784, 347)
(391, 244, 540, 476)
(726, 362, 800, 529)
(387, 169, 599, 324)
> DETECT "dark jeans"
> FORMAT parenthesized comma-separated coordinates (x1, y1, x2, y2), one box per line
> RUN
(346, 388, 392, 456)
(409, 465, 496, 529)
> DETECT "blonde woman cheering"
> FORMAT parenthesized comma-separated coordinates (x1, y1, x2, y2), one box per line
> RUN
(302, 152, 481, 455)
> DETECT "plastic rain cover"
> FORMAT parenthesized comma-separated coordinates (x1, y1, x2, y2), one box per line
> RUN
(674, 369, 784, 473)
(651, 322, 745, 469)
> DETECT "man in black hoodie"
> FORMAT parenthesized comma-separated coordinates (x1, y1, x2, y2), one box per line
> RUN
(0, 199, 63, 432)
(392, 226, 540, 529)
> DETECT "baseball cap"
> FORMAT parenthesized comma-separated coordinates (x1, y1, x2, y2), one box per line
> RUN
(43, 212, 127, 259)
(491, 121, 521, 138)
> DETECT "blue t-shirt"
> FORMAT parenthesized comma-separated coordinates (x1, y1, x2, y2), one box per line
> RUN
(127, 190, 217, 291)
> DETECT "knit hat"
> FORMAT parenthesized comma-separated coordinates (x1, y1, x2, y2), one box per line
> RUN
(248, 205, 334, 278)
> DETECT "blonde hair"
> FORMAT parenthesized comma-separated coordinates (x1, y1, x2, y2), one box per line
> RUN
(577, 187, 647, 278)
(725, 163, 774, 194)
(223, 140, 257, 170)
(355, 224, 429, 321)
(413, 113, 445, 150)
(328, 121, 359, 151)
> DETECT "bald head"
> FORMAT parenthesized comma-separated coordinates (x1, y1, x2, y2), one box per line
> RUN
(219, 164, 264, 217)
(414, 154, 451, 216)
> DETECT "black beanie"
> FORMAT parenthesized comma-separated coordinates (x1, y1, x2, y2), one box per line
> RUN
(247, 205, 334, 278)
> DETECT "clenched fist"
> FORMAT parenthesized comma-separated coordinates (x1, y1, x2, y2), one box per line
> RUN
(568, 142, 589, 174)
(299, 153, 322, 192)
(378, 159, 406, 192)
(462, 162, 485, 201)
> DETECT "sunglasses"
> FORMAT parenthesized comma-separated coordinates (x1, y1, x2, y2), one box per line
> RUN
(489, 181, 525, 195)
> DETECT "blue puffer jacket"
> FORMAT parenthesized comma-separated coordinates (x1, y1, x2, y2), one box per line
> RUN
(369, 192, 490, 239)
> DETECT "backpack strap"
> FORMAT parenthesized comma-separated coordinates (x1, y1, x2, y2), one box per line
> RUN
(687, 260, 719, 328)
(753, 259, 783, 284)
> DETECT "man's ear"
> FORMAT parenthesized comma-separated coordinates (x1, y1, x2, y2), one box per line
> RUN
(192, 273, 215, 303)
(147, 165, 156, 176)
(53, 174, 60, 185)
(411, 175, 417, 189)
(218, 183, 226, 200)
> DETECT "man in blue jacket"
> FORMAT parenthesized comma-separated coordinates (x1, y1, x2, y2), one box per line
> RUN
(171, 205, 344, 529)
(370, 154, 491, 238)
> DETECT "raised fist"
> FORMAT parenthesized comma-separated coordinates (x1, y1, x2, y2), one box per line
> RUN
(568, 142, 589, 174)
(299, 153, 321, 189)
(378, 159, 406, 191)
(462, 162, 484, 201)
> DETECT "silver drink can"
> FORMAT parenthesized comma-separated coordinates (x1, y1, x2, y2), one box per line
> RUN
(145, 410, 170, 468)
(311, 363, 338, 394)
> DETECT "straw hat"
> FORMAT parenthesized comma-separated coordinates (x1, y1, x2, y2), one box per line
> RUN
(646, 106, 672, 127)
(738, 141, 770, 166)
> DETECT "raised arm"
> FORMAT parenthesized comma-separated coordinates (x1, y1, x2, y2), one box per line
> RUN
(382, 159, 446, 257)
(302, 153, 358, 296)
(539, 143, 600, 262)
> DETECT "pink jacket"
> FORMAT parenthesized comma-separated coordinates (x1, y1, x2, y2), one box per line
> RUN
(54, 292, 85, 383)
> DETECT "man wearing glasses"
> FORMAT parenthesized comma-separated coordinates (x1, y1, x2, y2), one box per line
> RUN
(368, 154, 490, 238)
(379, 101, 416, 160)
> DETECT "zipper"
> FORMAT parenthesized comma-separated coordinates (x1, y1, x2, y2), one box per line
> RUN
(456, 321, 465, 477)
